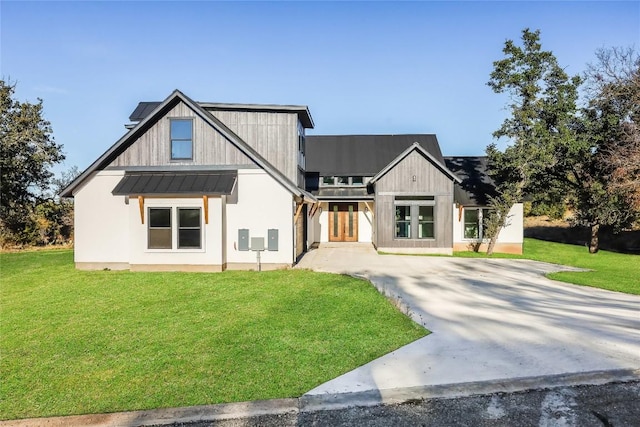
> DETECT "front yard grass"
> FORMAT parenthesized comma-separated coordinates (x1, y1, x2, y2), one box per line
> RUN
(454, 238, 640, 295)
(0, 250, 427, 420)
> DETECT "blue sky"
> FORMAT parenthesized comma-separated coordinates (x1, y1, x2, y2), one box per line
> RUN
(2, 1, 639, 174)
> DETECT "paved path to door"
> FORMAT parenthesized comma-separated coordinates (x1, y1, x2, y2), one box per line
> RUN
(295, 244, 640, 402)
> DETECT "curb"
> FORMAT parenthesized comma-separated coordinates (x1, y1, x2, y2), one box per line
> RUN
(2, 369, 638, 427)
(298, 368, 640, 412)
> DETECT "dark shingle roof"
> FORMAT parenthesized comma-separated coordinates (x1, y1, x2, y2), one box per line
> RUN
(444, 156, 497, 206)
(306, 134, 444, 176)
(112, 171, 237, 196)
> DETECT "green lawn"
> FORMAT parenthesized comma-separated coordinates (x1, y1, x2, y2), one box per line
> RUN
(454, 238, 640, 294)
(0, 250, 427, 420)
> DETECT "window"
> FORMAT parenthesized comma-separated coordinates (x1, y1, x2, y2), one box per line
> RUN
(323, 176, 335, 186)
(178, 208, 201, 248)
(394, 197, 436, 240)
(351, 176, 364, 185)
(463, 208, 492, 240)
(418, 206, 434, 239)
(148, 208, 172, 249)
(320, 176, 369, 186)
(148, 207, 202, 250)
(336, 176, 349, 185)
(170, 119, 193, 160)
(395, 205, 411, 238)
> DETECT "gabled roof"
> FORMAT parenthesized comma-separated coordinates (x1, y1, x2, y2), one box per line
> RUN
(444, 156, 497, 206)
(306, 134, 444, 176)
(369, 142, 461, 185)
(130, 101, 314, 128)
(61, 90, 316, 202)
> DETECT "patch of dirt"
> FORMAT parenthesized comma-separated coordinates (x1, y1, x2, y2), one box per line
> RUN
(524, 216, 640, 254)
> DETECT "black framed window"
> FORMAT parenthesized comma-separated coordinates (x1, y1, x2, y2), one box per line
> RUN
(170, 119, 193, 160)
(464, 208, 492, 239)
(418, 206, 434, 239)
(178, 208, 201, 249)
(395, 205, 411, 238)
(320, 176, 370, 186)
(148, 207, 202, 249)
(148, 208, 172, 249)
(464, 209, 480, 239)
(394, 197, 436, 240)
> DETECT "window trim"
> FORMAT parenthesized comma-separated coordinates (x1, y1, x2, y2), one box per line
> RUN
(170, 118, 194, 161)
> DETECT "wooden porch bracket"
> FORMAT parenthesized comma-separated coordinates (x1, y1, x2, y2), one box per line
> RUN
(363, 201, 374, 216)
(203, 195, 209, 224)
(138, 196, 145, 224)
(293, 203, 304, 223)
(310, 203, 320, 217)
(458, 204, 464, 221)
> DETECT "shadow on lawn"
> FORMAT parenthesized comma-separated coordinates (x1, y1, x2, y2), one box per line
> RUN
(525, 225, 640, 255)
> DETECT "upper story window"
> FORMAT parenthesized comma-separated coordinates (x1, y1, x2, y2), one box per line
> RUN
(170, 119, 193, 160)
(321, 176, 370, 187)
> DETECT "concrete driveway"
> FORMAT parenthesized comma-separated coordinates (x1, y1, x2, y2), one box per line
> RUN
(295, 244, 640, 403)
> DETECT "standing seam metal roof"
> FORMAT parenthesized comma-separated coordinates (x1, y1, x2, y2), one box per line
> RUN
(112, 171, 237, 195)
(305, 134, 444, 176)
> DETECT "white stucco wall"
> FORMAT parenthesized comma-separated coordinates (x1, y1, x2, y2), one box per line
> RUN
(358, 202, 374, 243)
(452, 203, 524, 246)
(128, 196, 223, 267)
(73, 170, 130, 266)
(225, 169, 294, 265)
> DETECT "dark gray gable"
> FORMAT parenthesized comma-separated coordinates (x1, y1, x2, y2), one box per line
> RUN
(370, 142, 461, 185)
(444, 156, 497, 206)
(306, 134, 444, 176)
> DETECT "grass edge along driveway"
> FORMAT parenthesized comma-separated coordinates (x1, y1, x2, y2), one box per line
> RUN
(454, 238, 639, 295)
(0, 250, 427, 420)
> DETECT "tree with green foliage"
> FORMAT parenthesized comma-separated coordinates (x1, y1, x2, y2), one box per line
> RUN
(555, 47, 639, 253)
(487, 30, 639, 254)
(0, 80, 66, 246)
(485, 28, 580, 255)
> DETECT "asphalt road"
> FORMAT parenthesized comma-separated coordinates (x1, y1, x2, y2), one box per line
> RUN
(168, 381, 640, 427)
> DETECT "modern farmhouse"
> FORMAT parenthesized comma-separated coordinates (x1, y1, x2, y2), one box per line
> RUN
(61, 90, 522, 271)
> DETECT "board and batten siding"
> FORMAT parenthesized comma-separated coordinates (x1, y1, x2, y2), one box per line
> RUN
(375, 150, 454, 249)
(108, 102, 283, 170)
(209, 110, 299, 184)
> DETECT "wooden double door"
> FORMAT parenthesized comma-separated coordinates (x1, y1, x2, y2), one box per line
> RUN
(328, 202, 358, 242)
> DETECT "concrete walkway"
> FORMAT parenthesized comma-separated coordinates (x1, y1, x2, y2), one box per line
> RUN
(296, 244, 640, 404)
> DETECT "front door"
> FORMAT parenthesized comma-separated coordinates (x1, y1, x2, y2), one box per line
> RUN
(328, 203, 358, 242)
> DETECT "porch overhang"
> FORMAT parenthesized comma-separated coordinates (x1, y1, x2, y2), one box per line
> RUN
(112, 170, 237, 196)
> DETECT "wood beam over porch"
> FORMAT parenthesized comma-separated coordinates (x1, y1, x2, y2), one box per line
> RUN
(293, 203, 304, 223)
(203, 195, 209, 224)
(138, 196, 145, 224)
